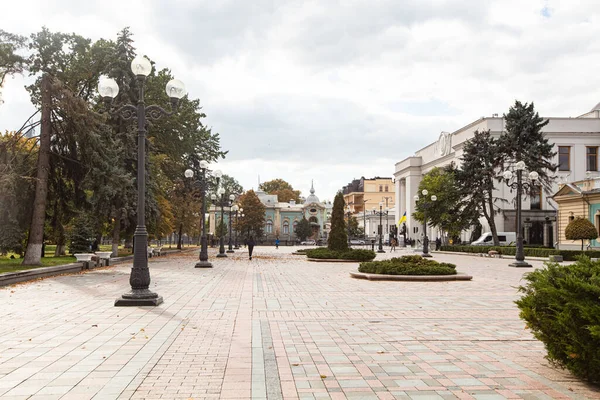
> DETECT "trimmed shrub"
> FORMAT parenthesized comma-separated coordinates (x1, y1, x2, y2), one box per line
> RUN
(358, 255, 457, 275)
(515, 257, 600, 383)
(439, 245, 600, 261)
(328, 192, 348, 251)
(306, 247, 376, 261)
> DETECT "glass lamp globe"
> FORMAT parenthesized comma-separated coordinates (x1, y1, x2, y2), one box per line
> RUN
(503, 170, 513, 180)
(217, 188, 225, 196)
(529, 171, 539, 180)
(211, 194, 217, 201)
(166, 79, 186, 99)
(229, 194, 235, 201)
(422, 189, 428, 196)
(214, 170, 223, 178)
(131, 55, 152, 76)
(379, 202, 383, 207)
(232, 205, 239, 212)
(184, 169, 193, 179)
(98, 78, 119, 98)
(431, 195, 437, 201)
(240, 208, 243, 213)
(414, 195, 419, 201)
(515, 161, 526, 171)
(199, 160, 209, 169)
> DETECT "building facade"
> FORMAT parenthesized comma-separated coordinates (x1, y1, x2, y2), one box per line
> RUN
(342, 177, 395, 215)
(394, 104, 600, 246)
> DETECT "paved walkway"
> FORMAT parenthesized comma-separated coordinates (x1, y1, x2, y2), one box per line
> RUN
(0, 247, 598, 400)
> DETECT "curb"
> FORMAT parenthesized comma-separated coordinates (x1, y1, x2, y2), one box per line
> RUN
(350, 272, 473, 281)
(307, 258, 363, 263)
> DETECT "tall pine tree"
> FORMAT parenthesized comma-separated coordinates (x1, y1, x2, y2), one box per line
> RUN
(328, 191, 348, 251)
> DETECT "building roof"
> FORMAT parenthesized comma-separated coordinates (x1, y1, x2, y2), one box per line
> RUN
(304, 180, 320, 204)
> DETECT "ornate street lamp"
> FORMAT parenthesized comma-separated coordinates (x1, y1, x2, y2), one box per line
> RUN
(414, 190, 437, 257)
(227, 203, 238, 253)
(372, 202, 388, 253)
(502, 161, 538, 268)
(345, 205, 353, 246)
(233, 207, 243, 249)
(99, 55, 186, 307)
(211, 188, 234, 258)
(184, 161, 213, 268)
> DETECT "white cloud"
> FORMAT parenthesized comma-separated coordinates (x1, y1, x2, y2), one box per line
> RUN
(2, 0, 600, 200)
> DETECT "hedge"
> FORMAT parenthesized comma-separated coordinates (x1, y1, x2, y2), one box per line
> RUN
(515, 256, 600, 383)
(306, 247, 376, 261)
(359, 255, 457, 276)
(440, 245, 600, 261)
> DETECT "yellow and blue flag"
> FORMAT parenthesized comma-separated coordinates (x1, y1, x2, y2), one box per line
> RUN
(398, 212, 406, 224)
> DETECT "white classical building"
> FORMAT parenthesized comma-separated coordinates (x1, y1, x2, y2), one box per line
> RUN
(394, 104, 600, 247)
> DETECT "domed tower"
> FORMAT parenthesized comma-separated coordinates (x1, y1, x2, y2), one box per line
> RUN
(303, 180, 327, 239)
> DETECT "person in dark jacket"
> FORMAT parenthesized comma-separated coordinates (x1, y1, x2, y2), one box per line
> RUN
(247, 236, 255, 260)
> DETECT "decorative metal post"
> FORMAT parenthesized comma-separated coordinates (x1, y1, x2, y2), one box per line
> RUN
(217, 194, 227, 258)
(227, 205, 235, 253)
(99, 56, 186, 307)
(372, 203, 387, 253)
(414, 190, 436, 258)
(185, 162, 214, 268)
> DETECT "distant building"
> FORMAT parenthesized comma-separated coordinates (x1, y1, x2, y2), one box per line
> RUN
(394, 104, 600, 246)
(342, 176, 395, 215)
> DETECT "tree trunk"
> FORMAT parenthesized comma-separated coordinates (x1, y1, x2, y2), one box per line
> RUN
(22, 74, 52, 266)
(485, 184, 500, 246)
(582, 239, 584, 251)
(177, 223, 183, 250)
(112, 217, 120, 257)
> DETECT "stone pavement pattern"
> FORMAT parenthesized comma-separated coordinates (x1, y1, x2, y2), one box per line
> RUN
(0, 247, 598, 400)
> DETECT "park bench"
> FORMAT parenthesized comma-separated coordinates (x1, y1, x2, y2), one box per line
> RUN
(152, 247, 163, 257)
(74, 253, 96, 269)
(95, 251, 112, 266)
(147, 247, 154, 258)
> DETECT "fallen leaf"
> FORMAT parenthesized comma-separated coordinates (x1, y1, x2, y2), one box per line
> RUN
(320, 375, 327, 379)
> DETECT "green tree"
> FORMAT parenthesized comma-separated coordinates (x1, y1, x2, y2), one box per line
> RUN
(497, 100, 557, 191)
(215, 217, 227, 239)
(0, 30, 28, 103)
(260, 178, 301, 203)
(457, 130, 504, 245)
(413, 165, 475, 242)
(236, 190, 266, 239)
(565, 217, 598, 251)
(348, 216, 363, 238)
(328, 191, 348, 251)
(295, 217, 312, 241)
(68, 214, 95, 254)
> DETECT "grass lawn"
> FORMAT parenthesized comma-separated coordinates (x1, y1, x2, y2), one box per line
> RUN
(0, 256, 79, 274)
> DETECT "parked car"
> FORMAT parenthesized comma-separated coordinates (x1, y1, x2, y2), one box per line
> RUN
(300, 239, 316, 245)
(349, 239, 366, 245)
(471, 232, 516, 246)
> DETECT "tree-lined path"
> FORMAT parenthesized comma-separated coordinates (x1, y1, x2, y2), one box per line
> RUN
(0, 248, 598, 399)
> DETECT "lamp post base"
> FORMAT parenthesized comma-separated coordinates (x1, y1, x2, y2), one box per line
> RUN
(421, 253, 432, 258)
(226, 249, 234, 253)
(377, 249, 385, 253)
(508, 260, 532, 268)
(216, 253, 228, 258)
(115, 289, 163, 307)
(195, 261, 213, 268)
(234, 245, 240, 249)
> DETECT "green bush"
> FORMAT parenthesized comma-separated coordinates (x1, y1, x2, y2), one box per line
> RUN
(515, 257, 600, 383)
(328, 192, 349, 251)
(565, 217, 598, 251)
(439, 245, 600, 261)
(306, 247, 376, 261)
(358, 255, 457, 275)
(68, 215, 94, 254)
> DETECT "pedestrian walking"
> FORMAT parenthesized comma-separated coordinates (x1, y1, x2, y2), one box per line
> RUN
(390, 238, 396, 252)
(247, 236, 255, 260)
(275, 238, 280, 249)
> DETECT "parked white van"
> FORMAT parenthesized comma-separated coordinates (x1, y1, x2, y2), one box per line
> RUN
(471, 232, 516, 246)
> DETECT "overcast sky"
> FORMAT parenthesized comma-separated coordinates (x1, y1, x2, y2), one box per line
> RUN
(2, 0, 600, 201)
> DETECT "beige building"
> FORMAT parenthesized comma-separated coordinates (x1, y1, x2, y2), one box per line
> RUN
(342, 177, 395, 214)
(552, 178, 600, 249)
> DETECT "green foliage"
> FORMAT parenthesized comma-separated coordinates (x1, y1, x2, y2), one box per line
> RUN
(414, 164, 475, 240)
(565, 217, 598, 251)
(306, 247, 376, 261)
(68, 215, 95, 254)
(295, 217, 312, 241)
(515, 257, 600, 383)
(237, 190, 266, 238)
(259, 178, 301, 203)
(215, 218, 227, 239)
(0, 30, 28, 102)
(440, 245, 600, 261)
(359, 255, 457, 275)
(348, 216, 363, 238)
(328, 192, 348, 251)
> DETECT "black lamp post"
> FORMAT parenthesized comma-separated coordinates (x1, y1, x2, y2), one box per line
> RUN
(414, 190, 437, 258)
(345, 205, 353, 246)
(99, 56, 186, 307)
(212, 189, 234, 258)
(362, 198, 370, 241)
(184, 162, 214, 268)
(503, 161, 538, 268)
(372, 202, 388, 253)
(226, 203, 238, 253)
(233, 208, 243, 249)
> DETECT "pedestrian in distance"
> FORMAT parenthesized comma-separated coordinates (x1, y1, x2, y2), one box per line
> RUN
(390, 238, 396, 252)
(275, 238, 280, 249)
(247, 236, 255, 260)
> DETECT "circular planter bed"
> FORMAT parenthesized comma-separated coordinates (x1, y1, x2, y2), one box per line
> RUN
(354, 255, 472, 281)
(307, 258, 363, 263)
(350, 271, 472, 281)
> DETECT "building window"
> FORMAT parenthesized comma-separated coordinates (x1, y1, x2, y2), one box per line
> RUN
(283, 221, 289, 234)
(379, 185, 383, 192)
(558, 146, 570, 171)
(530, 185, 541, 210)
(292, 221, 298, 232)
(266, 219, 273, 233)
(385, 185, 389, 192)
(587, 146, 598, 171)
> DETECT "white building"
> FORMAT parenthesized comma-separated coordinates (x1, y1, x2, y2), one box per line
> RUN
(394, 104, 600, 246)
